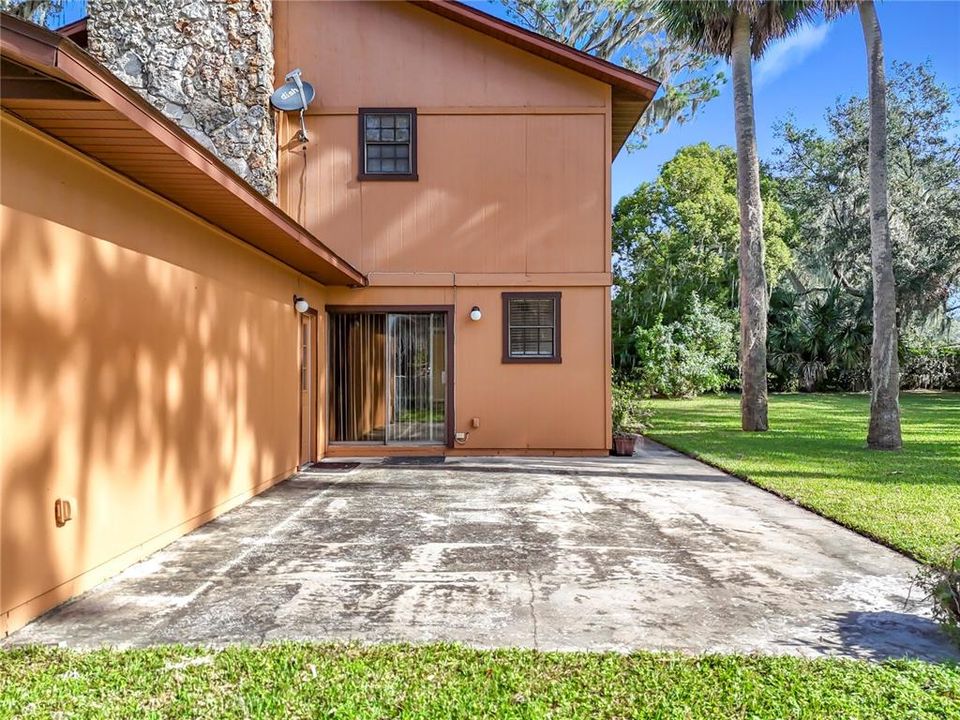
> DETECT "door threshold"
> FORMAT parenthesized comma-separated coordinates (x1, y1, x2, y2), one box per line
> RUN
(325, 445, 450, 458)
(382, 456, 445, 465)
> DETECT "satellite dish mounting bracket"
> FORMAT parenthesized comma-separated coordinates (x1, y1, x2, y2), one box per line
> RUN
(287, 69, 309, 143)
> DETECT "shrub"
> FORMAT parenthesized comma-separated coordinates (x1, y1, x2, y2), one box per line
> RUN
(825, 365, 871, 393)
(901, 344, 960, 390)
(913, 547, 960, 645)
(611, 381, 653, 435)
(767, 287, 872, 393)
(630, 295, 738, 398)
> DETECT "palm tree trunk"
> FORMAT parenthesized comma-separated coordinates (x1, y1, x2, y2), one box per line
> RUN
(731, 10, 768, 431)
(859, 1, 902, 450)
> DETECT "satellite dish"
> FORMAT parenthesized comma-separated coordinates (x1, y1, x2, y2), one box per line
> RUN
(271, 68, 314, 142)
(271, 74, 315, 111)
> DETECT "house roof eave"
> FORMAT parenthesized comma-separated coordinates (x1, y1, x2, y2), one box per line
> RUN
(0, 12, 367, 288)
(410, 0, 661, 157)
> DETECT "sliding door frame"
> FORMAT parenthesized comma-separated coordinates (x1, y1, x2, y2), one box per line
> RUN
(298, 307, 319, 467)
(326, 305, 455, 448)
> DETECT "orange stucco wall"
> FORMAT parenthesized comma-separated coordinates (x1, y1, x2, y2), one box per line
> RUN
(275, 0, 614, 453)
(323, 286, 609, 452)
(280, 112, 609, 275)
(274, 1, 609, 111)
(0, 115, 324, 635)
(275, 0, 612, 276)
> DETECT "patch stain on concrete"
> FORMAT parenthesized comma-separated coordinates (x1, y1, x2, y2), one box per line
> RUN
(4, 445, 958, 662)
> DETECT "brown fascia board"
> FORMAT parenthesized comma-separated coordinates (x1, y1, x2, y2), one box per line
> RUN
(0, 13, 367, 287)
(410, 0, 661, 153)
(55, 16, 88, 48)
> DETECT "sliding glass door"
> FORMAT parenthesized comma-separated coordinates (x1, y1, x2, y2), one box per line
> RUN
(330, 310, 448, 445)
(385, 313, 447, 443)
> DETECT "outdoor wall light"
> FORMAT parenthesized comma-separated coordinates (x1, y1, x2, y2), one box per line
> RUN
(294, 296, 310, 314)
(469, 306, 482, 321)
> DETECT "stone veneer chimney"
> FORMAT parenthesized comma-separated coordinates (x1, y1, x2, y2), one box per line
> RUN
(87, 0, 277, 199)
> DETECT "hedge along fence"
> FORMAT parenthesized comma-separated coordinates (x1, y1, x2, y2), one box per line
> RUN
(901, 345, 960, 391)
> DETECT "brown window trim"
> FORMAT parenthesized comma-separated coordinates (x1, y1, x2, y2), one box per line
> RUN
(357, 107, 418, 181)
(501, 292, 562, 364)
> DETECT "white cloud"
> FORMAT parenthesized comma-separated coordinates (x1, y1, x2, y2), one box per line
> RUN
(755, 23, 831, 87)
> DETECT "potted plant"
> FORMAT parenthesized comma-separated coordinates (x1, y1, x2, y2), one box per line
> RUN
(611, 381, 652, 456)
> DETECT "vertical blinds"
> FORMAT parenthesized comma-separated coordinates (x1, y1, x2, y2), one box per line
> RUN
(330, 311, 446, 444)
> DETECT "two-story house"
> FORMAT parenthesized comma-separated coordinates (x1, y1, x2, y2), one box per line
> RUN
(0, 2, 655, 635)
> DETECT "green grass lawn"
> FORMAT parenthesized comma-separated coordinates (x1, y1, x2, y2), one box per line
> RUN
(645, 392, 960, 564)
(1, 644, 958, 719)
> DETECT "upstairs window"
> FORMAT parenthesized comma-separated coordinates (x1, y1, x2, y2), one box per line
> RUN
(359, 108, 417, 180)
(502, 292, 562, 363)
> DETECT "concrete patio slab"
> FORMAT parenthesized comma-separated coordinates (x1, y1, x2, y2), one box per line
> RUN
(5, 442, 958, 661)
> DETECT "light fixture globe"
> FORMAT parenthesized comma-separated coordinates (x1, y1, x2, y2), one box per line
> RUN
(294, 297, 309, 314)
(469, 306, 482, 321)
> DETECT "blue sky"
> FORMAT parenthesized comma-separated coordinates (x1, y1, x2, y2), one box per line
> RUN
(42, 1, 86, 26)
(468, 0, 960, 204)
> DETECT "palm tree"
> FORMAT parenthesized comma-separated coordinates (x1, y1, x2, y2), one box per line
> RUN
(768, 287, 872, 392)
(656, 1, 815, 431)
(823, 0, 902, 449)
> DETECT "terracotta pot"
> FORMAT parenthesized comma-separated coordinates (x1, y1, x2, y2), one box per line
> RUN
(612, 433, 640, 457)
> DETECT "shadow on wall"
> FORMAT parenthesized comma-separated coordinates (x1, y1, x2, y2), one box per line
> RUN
(1, 197, 300, 627)
(280, 113, 605, 275)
